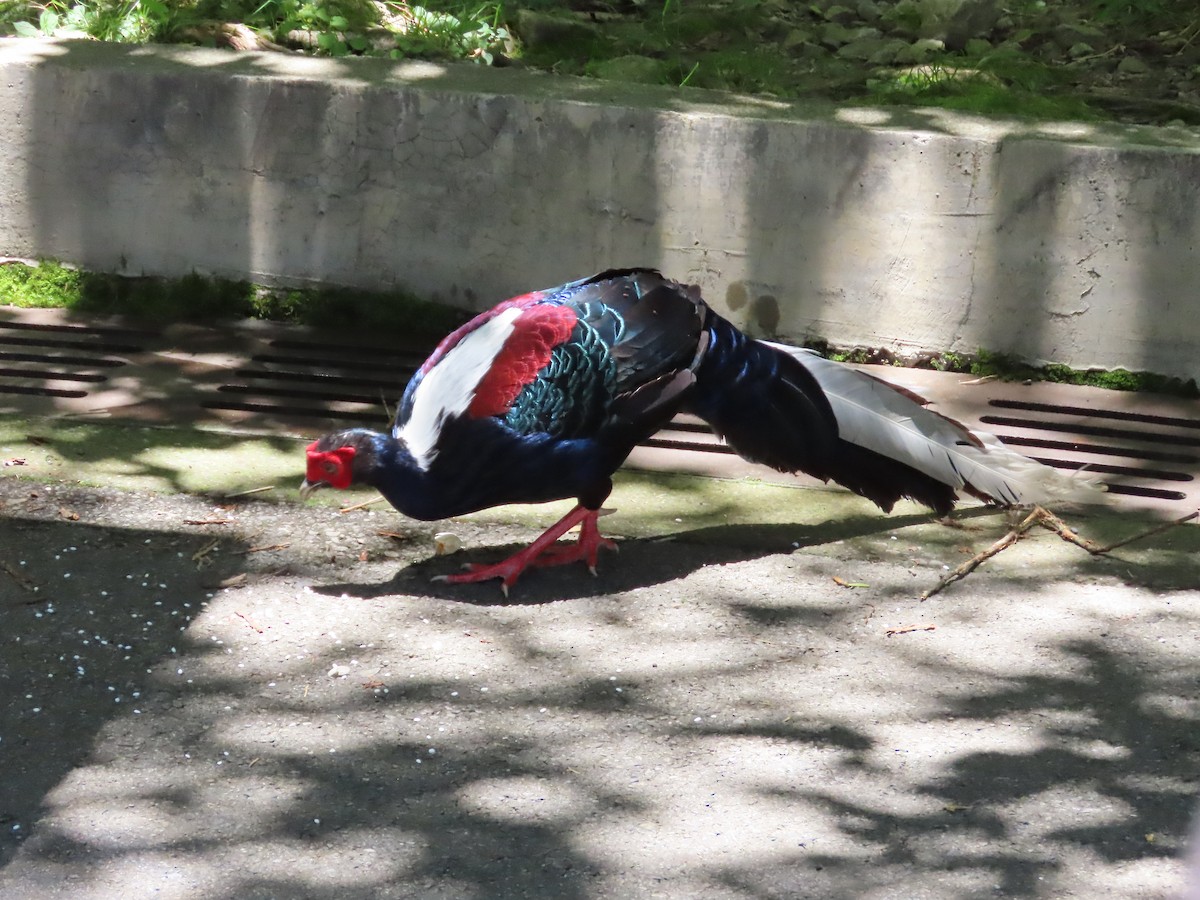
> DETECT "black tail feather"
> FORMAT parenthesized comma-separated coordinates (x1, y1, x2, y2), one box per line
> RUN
(687, 315, 960, 515)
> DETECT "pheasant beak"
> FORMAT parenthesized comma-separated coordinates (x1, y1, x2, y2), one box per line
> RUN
(298, 478, 326, 500)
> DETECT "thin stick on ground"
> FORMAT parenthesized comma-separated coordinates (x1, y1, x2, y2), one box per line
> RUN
(225, 485, 275, 499)
(1036, 507, 1197, 555)
(339, 496, 386, 514)
(920, 508, 1042, 601)
(921, 506, 1198, 601)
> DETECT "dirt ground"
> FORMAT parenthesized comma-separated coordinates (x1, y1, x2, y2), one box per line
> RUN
(0, 464, 1197, 899)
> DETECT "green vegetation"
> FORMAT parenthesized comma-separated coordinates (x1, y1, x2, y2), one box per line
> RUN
(5, 260, 1189, 397)
(0, 0, 514, 61)
(970, 349, 1200, 397)
(809, 338, 1199, 398)
(1, 1, 1194, 124)
(0, 260, 468, 336)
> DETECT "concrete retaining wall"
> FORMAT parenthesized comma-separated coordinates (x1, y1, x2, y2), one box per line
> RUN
(2, 38, 1199, 378)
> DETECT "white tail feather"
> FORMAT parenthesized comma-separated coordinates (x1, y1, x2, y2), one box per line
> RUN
(763, 342, 1106, 507)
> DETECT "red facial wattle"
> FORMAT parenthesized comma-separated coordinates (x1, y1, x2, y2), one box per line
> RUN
(305, 443, 356, 489)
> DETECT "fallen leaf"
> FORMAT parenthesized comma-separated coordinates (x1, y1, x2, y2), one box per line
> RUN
(832, 576, 869, 589)
(218, 573, 248, 589)
(58, 506, 80, 521)
(192, 538, 220, 566)
(361, 679, 385, 690)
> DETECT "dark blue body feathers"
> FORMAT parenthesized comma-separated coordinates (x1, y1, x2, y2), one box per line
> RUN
(309, 268, 965, 525)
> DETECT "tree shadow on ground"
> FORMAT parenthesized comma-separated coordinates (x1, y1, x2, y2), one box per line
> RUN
(712, 638, 1199, 897)
(1, 493, 1195, 896)
(0, 514, 249, 868)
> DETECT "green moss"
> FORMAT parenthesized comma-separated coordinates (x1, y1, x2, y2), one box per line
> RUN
(805, 339, 1199, 398)
(73, 271, 256, 321)
(1, 260, 468, 340)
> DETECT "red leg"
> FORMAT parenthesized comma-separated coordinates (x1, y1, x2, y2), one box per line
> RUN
(433, 505, 617, 594)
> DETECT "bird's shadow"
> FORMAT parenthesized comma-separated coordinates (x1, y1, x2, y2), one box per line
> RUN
(310, 508, 999, 606)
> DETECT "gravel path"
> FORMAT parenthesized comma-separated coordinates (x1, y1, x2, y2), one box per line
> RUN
(0, 477, 1195, 898)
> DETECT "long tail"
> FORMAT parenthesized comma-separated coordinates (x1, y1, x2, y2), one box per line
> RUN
(686, 315, 1105, 515)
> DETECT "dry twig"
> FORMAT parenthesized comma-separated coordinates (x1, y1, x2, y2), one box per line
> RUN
(340, 496, 386, 514)
(922, 506, 1198, 600)
(234, 611, 263, 633)
(238, 543, 291, 555)
(921, 508, 1043, 601)
(886, 624, 937, 637)
(225, 486, 275, 499)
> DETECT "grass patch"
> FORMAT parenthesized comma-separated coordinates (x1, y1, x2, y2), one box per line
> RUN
(0, 260, 469, 338)
(864, 60, 1102, 122)
(807, 338, 1199, 398)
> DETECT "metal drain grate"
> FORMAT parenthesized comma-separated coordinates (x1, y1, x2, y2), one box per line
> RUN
(844, 367, 1200, 513)
(980, 398, 1198, 502)
(0, 316, 151, 402)
(1, 307, 1197, 514)
(203, 337, 422, 425)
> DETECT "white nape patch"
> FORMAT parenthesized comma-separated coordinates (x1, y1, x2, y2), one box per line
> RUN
(398, 306, 523, 470)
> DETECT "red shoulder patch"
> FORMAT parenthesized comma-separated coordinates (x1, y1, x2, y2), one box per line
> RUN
(468, 304, 577, 418)
(416, 292, 547, 379)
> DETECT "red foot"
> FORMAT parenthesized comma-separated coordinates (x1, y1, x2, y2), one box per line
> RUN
(432, 505, 617, 594)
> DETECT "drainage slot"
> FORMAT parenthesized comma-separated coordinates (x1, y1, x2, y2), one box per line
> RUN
(0, 351, 126, 368)
(0, 385, 89, 398)
(250, 353, 416, 374)
(1026, 456, 1192, 483)
(981, 415, 1200, 448)
(0, 367, 108, 383)
(269, 338, 426, 363)
(990, 399, 1200, 431)
(642, 437, 736, 455)
(233, 369, 405, 391)
(217, 384, 389, 406)
(1102, 483, 1188, 501)
(200, 399, 388, 424)
(997, 434, 1199, 465)
(0, 335, 144, 354)
(0, 320, 156, 339)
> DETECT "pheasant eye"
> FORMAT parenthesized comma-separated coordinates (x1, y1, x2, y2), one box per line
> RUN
(322, 460, 338, 475)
